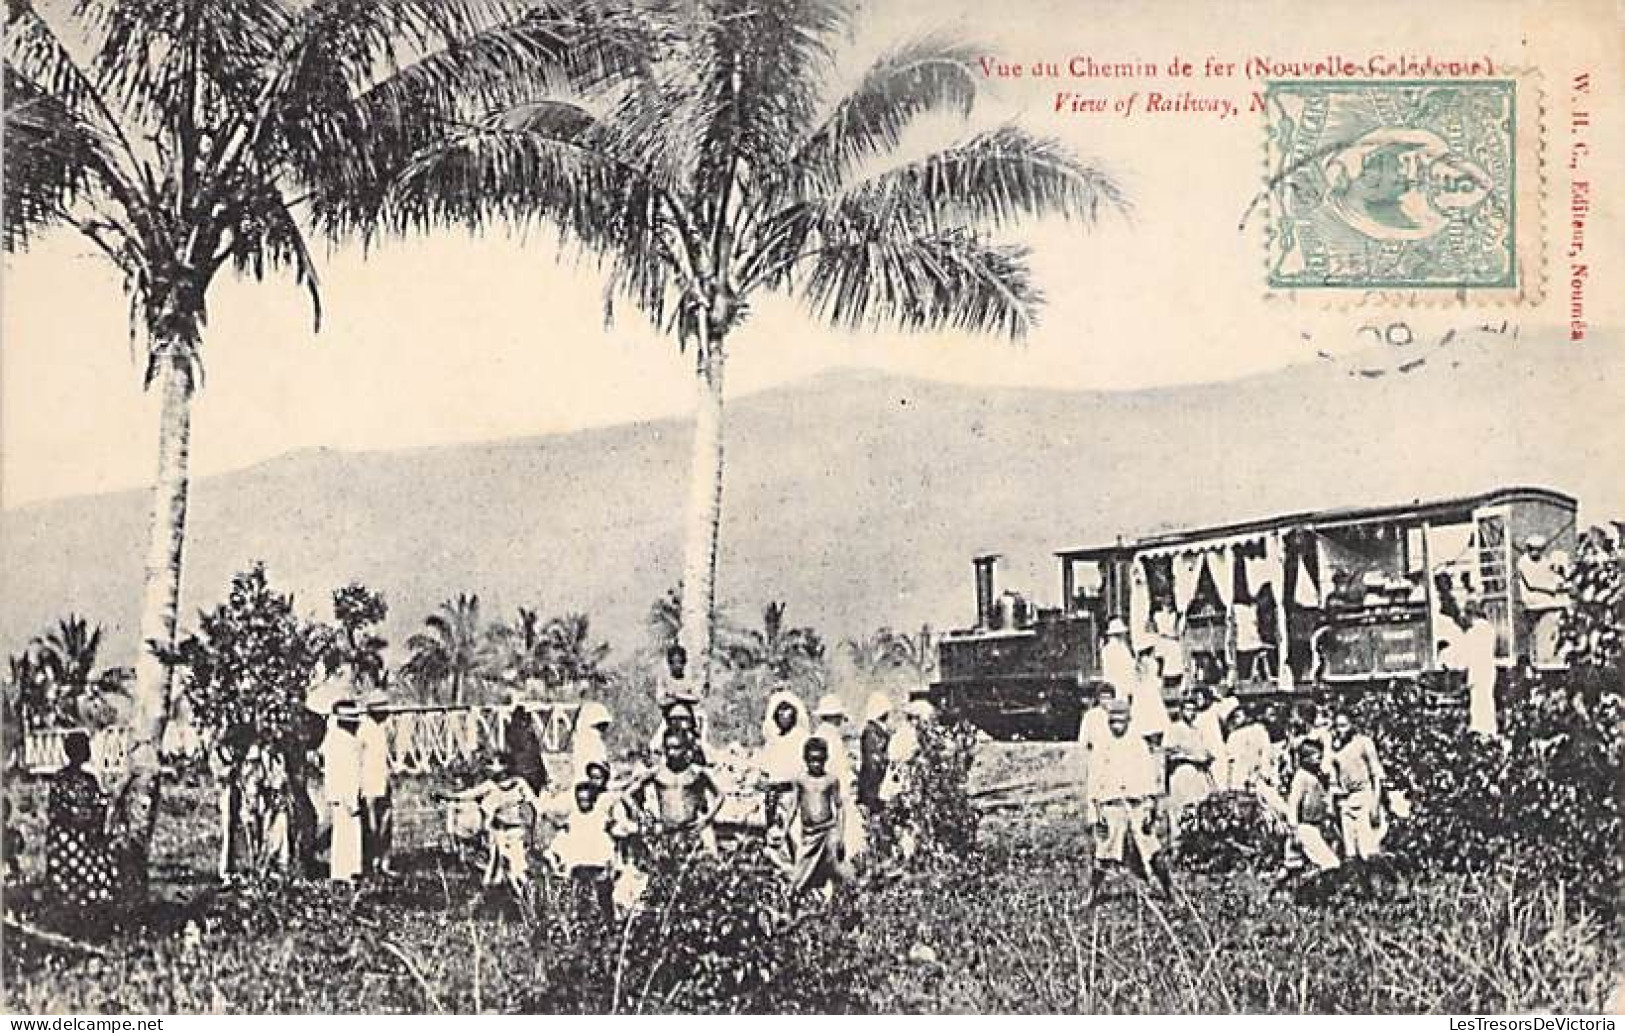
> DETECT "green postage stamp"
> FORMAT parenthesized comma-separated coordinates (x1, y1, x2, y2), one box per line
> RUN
(1264, 79, 1540, 301)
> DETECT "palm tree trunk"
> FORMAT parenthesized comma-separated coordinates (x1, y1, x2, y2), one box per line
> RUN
(679, 333, 727, 693)
(112, 349, 194, 869)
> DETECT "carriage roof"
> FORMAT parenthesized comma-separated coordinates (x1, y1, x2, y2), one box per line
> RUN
(1054, 485, 1576, 561)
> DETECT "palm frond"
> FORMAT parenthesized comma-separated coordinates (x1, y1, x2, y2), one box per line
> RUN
(741, 124, 1123, 292)
(795, 227, 1039, 340)
(212, 171, 324, 331)
(2, 62, 137, 251)
(687, 0, 847, 226)
(835, 124, 1127, 232)
(773, 35, 980, 199)
(74, 0, 291, 139)
(285, 0, 608, 238)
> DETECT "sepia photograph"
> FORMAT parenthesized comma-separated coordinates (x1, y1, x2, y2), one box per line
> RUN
(1, 0, 1621, 1016)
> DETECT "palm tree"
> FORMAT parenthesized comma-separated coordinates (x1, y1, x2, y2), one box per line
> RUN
(4, 0, 594, 858)
(389, 0, 1124, 692)
(41, 614, 103, 691)
(403, 593, 491, 704)
(538, 612, 611, 690)
(730, 600, 824, 681)
(486, 604, 547, 683)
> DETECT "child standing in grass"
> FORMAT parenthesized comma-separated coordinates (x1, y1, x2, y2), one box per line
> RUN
(548, 779, 617, 924)
(1280, 738, 1340, 890)
(626, 727, 724, 844)
(1330, 710, 1388, 862)
(1086, 700, 1174, 903)
(776, 737, 845, 902)
(440, 763, 542, 892)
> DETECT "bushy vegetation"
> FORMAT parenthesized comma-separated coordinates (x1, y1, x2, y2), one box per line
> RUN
(5, 781, 1617, 1014)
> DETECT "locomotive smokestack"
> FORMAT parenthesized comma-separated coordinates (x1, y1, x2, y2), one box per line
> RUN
(973, 554, 1000, 628)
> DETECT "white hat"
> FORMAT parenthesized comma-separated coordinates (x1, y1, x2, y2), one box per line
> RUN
(1523, 534, 1548, 550)
(863, 692, 894, 723)
(814, 693, 848, 719)
(578, 701, 613, 728)
(1105, 618, 1129, 636)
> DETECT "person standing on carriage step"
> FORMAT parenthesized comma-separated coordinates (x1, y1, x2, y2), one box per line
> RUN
(321, 698, 365, 884)
(1086, 699, 1174, 904)
(1516, 535, 1568, 669)
(1442, 601, 1501, 737)
(504, 695, 548, 794)
(358, 687, 394, 877)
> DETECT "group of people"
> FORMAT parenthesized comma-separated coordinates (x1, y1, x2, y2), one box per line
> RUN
(1078, 625, 1400, 901)
(439, 644, 938, 920)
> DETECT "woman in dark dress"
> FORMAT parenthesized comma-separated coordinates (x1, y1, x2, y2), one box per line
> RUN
(46, 731, 118, 924)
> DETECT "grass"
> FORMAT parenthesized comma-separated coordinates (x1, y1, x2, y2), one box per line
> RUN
(2, 773, 1619, 1014)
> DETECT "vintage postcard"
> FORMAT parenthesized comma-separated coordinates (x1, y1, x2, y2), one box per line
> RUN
(1, 0, 1621, 1018)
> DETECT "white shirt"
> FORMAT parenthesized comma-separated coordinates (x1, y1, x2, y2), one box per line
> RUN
(1090, 728, 1158, 803)
(1451, 619, 1500, 735)
(357, 717, 390, 799)
(1100, 639, 1136, 694)
(1332, 734, 1383, 797)
(1517, 553, 1564, 609)
(1224, 723, 1273, 791)
(1077, 706, 1111, 749)
(551, 807, 615, 869)
(1233, 603, 1263, 651)
(321, 723, 361, 805)
(572, 727, 610, 778)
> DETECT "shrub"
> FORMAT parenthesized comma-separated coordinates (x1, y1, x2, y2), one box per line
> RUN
(528, 837, 871, 1013)
(1346, 672, 1622, 915)
(1176, 791, 1283, 873)
(883, 719, 980, 866)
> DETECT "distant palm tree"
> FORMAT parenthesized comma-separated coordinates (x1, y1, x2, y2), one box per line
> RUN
(538, 612, 611, 690)
(42, 614, 103, 692)
(485, 605, 547, 684)
(842, 624, 936, 687)
(841, 629, 894, 682)
(388, 0, 1124, 693)
(403, 594, 491, 705)
(4, 0, 592, 860)
(731, 601, 824, 683)
(488, 607, 610, 692)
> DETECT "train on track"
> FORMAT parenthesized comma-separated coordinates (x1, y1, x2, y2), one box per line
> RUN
(919, 486, 1578, 740)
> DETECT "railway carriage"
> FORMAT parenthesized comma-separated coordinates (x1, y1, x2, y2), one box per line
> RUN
(923, 486, 1578, 740)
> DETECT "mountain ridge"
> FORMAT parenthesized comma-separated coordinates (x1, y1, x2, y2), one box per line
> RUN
(4, 336, 1620, 667)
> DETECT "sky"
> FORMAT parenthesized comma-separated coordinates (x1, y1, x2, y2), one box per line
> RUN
(3, 0, 1619, 508)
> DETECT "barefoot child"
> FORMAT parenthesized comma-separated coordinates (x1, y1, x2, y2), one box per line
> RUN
(626, 727, 724, 843)
(775, 737, 844, 901)
(440, 764, 542, 892)
(1280, 738, 1340, 890)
